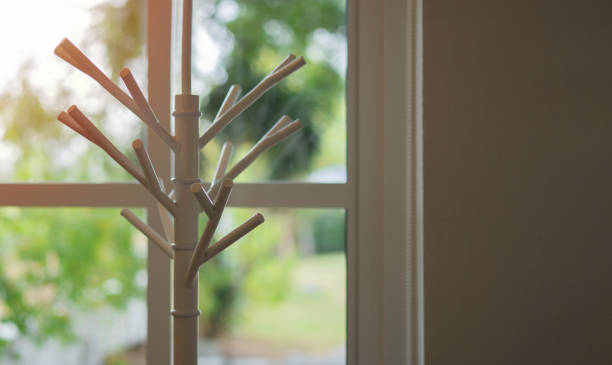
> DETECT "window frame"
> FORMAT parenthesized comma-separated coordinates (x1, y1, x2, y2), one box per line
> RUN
(0, 0, 421, 364)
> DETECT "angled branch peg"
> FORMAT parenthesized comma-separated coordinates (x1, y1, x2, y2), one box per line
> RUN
(272, 54, 297, 72)
(55, 38, 144, 120)
(120, 69, 179, 151)
(198, 56, 306, 148)
(197, 213, 265, 266)
(208, 141, 234, 200)
(266, 115, 293, 136)
(65, 105, 147, 186)
(156, 188, 175, 242)
(225, 119, 303, 181)
(121, 209, 174, 259)
(57, 111, 100, 147)
(190, 183, 215, 219)
(215, 85, 241, 120)
(185, 179, 233, 286)
(132, 139, 177, 215)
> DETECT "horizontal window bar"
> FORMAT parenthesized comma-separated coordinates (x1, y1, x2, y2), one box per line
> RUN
(0, 183, 348, 208)
(0, 183, 150, 207)
(228, 183, 348, 208)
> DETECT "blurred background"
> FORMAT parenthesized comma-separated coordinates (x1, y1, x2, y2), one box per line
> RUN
(0, 0, 347, 364)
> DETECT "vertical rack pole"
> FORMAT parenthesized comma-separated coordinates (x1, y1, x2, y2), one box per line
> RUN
(173, 1, 199, 364)
(172, 94, 200, 365)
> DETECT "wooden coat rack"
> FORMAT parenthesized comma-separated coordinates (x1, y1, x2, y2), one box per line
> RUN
(53, 1, 304, 363)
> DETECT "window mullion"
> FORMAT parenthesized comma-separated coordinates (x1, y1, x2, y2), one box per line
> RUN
(146, 0, 173, 364)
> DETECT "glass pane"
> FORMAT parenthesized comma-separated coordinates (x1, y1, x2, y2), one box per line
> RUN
(0, 0, 147, 182)
(173, 0, 347, 183)
(0, 208, 147, 364)
(198, 208, 346, 364)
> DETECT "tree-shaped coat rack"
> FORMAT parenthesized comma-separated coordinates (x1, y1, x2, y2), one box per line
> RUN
(52, 1, 304, 363)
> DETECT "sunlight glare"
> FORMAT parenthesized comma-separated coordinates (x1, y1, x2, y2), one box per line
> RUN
(0, 0, 108, 88)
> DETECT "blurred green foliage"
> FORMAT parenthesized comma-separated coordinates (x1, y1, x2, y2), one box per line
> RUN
(0, 208, 145, 356)
(197, 208, 294, 337)
(0, 0, 147, 356)
(312, 210, 345, 253)
(195, 0, 346, 337)
(91, 0, 145, 80)
(200, 0, 345, 179)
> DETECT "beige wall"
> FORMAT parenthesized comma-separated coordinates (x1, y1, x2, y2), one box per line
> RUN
(424, 1, 612, 364)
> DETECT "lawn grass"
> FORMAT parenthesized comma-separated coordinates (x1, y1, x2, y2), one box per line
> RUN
(228, 252, 346, 352)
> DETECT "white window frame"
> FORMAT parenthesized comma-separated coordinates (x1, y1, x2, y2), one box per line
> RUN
(0, 0, 422, 364)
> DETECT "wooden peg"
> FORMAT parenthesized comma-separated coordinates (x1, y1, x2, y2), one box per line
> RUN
(185, 179, 233, 286)
(208, 142, 234, 199)
(190, 183, 215, 219)
(120, 69, 179, 151)
(265, 115, 293, 137)
(67, 105, 147, 186)
(133, 139, 177, 215)
(198, 55, 306, 148)
(225, 119, 303, 180)
(121, 209, 174, 259)
(266, 57, 306, 85)
(272, 54, 296, 73)
(54, 46, 88, 75)
(55, 38, 143, 120)
(156, 188, 175, 242)
(198, 213, 264, 266)
(265, 119, 303, 142)
(215, 85, 241, 120)
(57, 111, 100, 147)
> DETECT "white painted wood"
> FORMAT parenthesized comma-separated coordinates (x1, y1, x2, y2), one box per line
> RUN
(226, 183, 347, 208)
(121, 208, 174, 258)
(197, 213, 264, 266)
(272, 54, 297, 73)
(383, 0, 422, 364)
(347, 0, 421, 364)
(66, 105, 147, 185)
(190, 182, 215, 218)
(156, 199, 173, 242)
(215, 85, 241, 120)
(346, 2, 358, 362)
(198, 56, 305, 148)
(225, 120, 302, 180)
(348, 0, 384, 362)
(0, 183, 348, 208)
(172, 94, 200, 365)
(133, 139, 163, 192)
(265, 115, 293, 136)
(185, 180, 233, 286)
(132, 139, 177, 215)
(208, 142, 233, 199)
(120, 69, 178, 151)
(57, 111, 99, 146)
(55, 38, 144, 120)
(0, 184, 149, 206)
(146, 1, 173, 363)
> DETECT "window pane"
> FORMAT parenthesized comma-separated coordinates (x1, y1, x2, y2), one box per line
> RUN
(174, 0, 347, 183)
(0, 208, 147, 364)
(0, 0, 147, 182)
(197, 208, 346, 364)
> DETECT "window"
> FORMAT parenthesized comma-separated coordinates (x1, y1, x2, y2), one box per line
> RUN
(0, 0, 419, 364)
